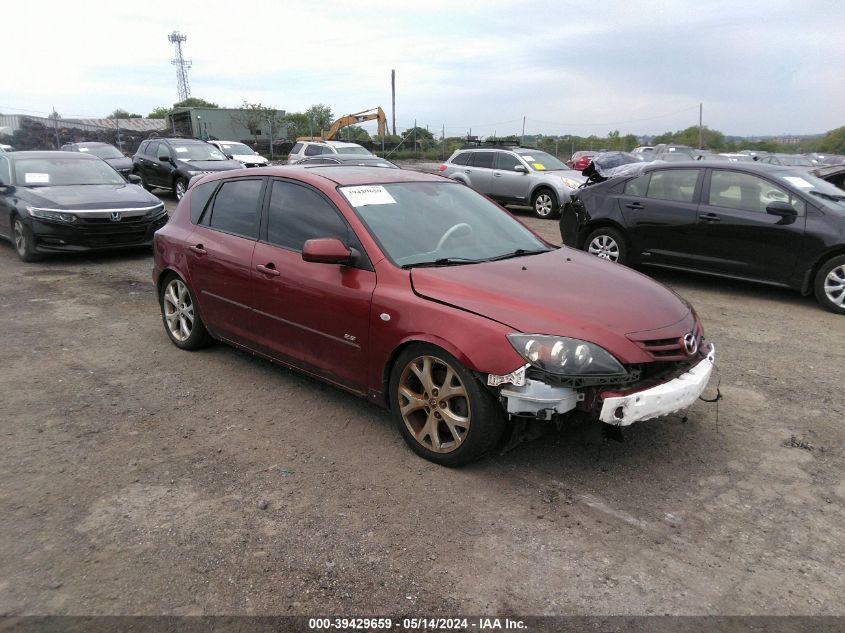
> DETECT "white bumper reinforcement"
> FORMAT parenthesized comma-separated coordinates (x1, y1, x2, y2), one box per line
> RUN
(598, 346, 716, 427)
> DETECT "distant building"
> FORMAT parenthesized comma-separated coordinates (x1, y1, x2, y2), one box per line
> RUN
(776, 136, 801, 145)
(166, 107, 286, 143)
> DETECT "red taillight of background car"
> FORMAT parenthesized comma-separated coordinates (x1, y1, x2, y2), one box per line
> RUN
(574, 158, 593, 171)
(438, 165, 447, 171)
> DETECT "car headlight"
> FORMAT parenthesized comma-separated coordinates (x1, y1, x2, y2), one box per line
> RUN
(560, 176, 582, 190)
(26, 207, 77, 224)
(507, 334, 625, 376)
(187, 170, 204, 176)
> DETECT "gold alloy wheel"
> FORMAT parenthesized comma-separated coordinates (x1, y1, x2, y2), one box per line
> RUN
(398, 355, 472, 454)
(162, 278, 194, 342)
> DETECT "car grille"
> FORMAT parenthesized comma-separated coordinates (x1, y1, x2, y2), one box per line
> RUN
(631, 331, 703, 361)
(74, 213, 168, 246)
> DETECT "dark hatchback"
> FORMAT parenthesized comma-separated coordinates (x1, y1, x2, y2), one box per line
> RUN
(0, 151, 168, 261)
(561, 161, 845, 314)
(61, 141, 133, 178)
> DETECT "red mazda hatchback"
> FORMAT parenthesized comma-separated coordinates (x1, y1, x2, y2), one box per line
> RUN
(153, 166, 715, 466)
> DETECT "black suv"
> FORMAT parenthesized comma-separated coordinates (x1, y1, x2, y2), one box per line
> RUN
(61, 142, 133, 179)
(132, 138, 241, 200)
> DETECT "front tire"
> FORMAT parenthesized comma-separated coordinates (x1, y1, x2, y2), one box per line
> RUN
(531, 188, 559, 219)
(13, 217, 41, 262)
(585, 226, 627, 265)
(174, 177, 189, 201)
(814, 255, 845, 315)
(159, 273, 212, 350)
(389, 344, 506, 467)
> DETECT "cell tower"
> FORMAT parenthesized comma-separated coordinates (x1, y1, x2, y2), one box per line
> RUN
(168, 31, 192, 102)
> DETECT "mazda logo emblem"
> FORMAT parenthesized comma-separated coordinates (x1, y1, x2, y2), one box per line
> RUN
(110, 212, 122, 222)
(683, 333, 698, 356)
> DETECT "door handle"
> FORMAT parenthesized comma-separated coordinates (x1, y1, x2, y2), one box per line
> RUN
(699, 213, 721, 223)
(493, 172, 502, 177)
(256, 263, 281, 277)
(625, 202, 644, 210)
(189, 244, 207, 256)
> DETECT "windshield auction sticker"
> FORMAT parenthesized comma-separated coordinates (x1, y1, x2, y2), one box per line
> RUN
(24, 173, 50, 184)
(340, 185, 396, 207)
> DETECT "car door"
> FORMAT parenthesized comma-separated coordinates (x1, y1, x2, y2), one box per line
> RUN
(617, 167, 704, 266)
(185, 177, 265, 345)
(152, 142, 176, 187)
(691, 168, 806, 282)
(490, 152, 530, 203)
(250, 178, 376, 392)
(136, 141, 156, 184)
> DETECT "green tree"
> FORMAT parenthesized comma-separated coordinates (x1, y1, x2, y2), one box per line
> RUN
(108, 109, 141, 119)
(282, 112, 311, 140)
(340, 125, 371, 142)
(174, 97, 219, 109)
(232, 101, 280, 144)
(816, 126, 845, 154)
(403, 126, 434, 142)
(147, 106, 171, 119)
(305, 104, 334, 136)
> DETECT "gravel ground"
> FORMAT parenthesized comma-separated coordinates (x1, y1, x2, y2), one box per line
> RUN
(0, 177, 843, 617)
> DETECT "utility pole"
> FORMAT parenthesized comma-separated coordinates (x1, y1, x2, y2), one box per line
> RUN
(413, 119, 416, 157)
(51, 107, 60, 148)
(521, 116, 526, 145)
(391, 69, 396, 136)
(698, 103, 703, 149)
(442, 124, 445, 160)
(267, 116, 274, 160)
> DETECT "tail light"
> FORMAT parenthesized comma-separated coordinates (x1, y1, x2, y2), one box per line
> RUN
(438, 165, 447, 171)
(287, 154, 293, 162)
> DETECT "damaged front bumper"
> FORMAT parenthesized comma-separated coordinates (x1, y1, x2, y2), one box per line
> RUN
(490, 346, 716, 426)
(597, 345, 715, 426)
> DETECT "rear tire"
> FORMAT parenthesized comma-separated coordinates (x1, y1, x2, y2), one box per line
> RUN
(584, 226, 627, 265)
(159, 273, 212, 350)
(531, 188, 559, 219)
(174, 177, 189, 201)
(389, 344, 506, 467)
(814, 255, 845, 315)
(13, 217, 41, 262)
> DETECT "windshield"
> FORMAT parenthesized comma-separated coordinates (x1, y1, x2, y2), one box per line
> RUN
(171, 143, 227, 161)
(81, 145, 123, 160)
(342, 182, 549, 267)
(334, 146, 372, 155)
(14, 158, 125, 186)
(780, 170, 845, 212)
(515, 150, 568, 171)
(218, 142, 255, 155)
(779, 155, 813, 167)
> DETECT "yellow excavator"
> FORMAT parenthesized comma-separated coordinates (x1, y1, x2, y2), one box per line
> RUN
(297, 106, 387, 142)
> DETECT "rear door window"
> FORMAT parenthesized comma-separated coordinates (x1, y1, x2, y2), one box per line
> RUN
(469, 152, 495, 169)
(190, 180, 218, 224)
(645, 169, 700, 203)
(207, 178, 263, 238)
(625, 173, 651, 196)
(146, 141, 159, 158)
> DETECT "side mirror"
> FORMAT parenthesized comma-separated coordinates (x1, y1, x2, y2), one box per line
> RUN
(127, 174, 142, 184)
(766, 201, 797, 218)
(158, 153, 171, 163)
(513, 165, 528, 173)
(301, 238, 351, 265)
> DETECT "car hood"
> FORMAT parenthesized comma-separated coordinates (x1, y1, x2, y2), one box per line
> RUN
(102, 156, 133, 171)
(21, 184, 162, 210)
(231, 154, 267, 163)
(410, 248, 693, 362)
(175, 159, 242, 171)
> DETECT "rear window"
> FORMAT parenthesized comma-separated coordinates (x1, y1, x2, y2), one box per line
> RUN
(645, 169, 700, 203)
(450, 152, 470, 166)
(190, 180, 218, 224)
(207, 179, 263, 238)
(468, 152, 494, 168)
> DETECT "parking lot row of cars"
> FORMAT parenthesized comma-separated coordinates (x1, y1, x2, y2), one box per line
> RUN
(0, 134, 842, 465)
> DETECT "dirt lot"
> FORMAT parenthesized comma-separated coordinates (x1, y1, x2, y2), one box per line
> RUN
(1, 181, 844, 617)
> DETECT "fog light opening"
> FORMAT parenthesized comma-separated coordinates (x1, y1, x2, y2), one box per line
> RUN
(614, 406, 625, 421)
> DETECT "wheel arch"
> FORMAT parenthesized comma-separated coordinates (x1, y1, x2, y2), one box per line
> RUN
(580, 218, 629, 250)
(379, 335, 489, 407)
(802, 246, 845, 295)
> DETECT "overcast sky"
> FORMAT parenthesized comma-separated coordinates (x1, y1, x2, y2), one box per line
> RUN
(3, 0, 843, 138)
